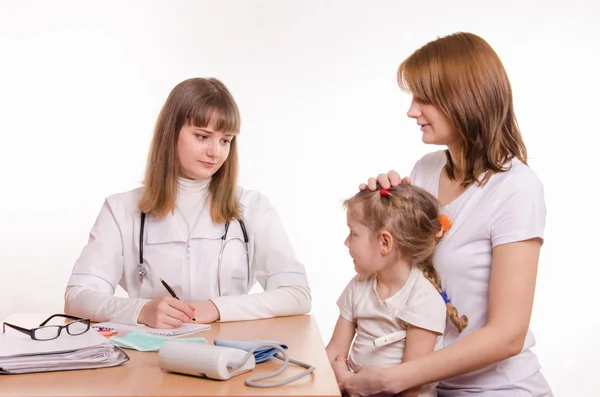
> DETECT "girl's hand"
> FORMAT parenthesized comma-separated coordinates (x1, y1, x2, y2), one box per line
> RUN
(359, 170, 411, 191)
(332, 355, 354, 388)
(138, 296, 196, 328)
(341, 365, 395, 397)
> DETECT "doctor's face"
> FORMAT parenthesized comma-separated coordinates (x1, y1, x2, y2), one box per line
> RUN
(344, 212, 385, 276)
(177, 122, 235, 180)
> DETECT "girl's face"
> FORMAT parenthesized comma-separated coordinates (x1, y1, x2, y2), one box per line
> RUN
(177, 122, 235, 180)
(407, 97, 459, 147)
(344, 212, 386, 276)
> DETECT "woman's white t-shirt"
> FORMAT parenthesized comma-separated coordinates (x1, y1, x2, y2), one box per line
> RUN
(410, 150, 552, 396)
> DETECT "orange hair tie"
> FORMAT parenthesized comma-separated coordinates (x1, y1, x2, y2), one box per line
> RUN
(439, 214, 452, 233)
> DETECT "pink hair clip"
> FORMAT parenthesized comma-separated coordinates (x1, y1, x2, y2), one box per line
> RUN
(380, 188, 390, 197)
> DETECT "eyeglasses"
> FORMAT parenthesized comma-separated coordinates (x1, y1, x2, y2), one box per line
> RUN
(2, 314, 91, 341)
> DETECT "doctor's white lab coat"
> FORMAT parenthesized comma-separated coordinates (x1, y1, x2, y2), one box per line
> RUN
(64, 186, 311, 324)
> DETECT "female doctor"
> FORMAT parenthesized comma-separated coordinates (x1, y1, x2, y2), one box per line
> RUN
(64, 77, 311, 328)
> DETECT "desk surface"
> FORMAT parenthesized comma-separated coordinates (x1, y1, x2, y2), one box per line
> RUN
(0, 314, 340, 397)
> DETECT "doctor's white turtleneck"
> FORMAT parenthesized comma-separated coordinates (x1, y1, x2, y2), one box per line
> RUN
(64, 178, 311, 325)
(175, 177, 210, 236)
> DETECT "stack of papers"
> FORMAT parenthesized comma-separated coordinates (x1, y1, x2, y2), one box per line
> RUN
(0, 327, 129, 374)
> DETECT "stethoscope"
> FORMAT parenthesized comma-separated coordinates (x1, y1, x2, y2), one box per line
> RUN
(138, 212, 251, 296)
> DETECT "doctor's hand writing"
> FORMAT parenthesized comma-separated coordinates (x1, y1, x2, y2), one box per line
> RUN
(137, 296, 197, 328)
(359, 170, 411, 191)
(189, 301, 221, 323)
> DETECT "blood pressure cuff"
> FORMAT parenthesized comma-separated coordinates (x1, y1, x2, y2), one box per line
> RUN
(213, 340, 288, 363)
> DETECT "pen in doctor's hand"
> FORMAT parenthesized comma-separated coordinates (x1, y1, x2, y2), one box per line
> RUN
(159, 277, 198, 324)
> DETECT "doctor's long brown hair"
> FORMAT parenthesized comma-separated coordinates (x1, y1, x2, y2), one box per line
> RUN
(345, 185, 468, 332)
(139, 78, 241, 223)
(398, 32, 528, 188)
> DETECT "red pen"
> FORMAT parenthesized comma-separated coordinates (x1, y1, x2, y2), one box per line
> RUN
(97, 330, 115, 337)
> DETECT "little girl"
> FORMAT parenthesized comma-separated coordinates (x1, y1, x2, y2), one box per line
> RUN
(326, 184, 468, 397)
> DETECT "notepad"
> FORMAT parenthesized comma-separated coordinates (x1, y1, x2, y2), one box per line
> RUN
(109, 331, 207, 352)
(92, 322, 210, 336)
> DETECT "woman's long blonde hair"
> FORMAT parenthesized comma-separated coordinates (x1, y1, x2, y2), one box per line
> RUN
(345, 185, 468, 332)
(139, 77, 241, 223)
(398, 32, 527, 187)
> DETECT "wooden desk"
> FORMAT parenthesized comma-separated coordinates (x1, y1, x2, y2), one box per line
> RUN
(0, 314, 341, 397)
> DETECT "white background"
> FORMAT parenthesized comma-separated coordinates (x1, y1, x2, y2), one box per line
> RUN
(1, 1, 597, 395)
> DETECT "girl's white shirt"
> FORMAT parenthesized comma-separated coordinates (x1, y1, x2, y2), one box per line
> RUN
(337, 267, 447, 397)
(65, 178, 311, 325)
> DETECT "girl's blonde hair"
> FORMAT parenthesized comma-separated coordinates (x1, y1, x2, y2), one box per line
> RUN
(398, 32, 527, 187)
(139, 77, 241, 223)
(344, 184, 468, 332)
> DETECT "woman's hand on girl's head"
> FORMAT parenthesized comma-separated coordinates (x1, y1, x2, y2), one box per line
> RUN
(359, 171, 411, 191)
(137, 296, 197, 328)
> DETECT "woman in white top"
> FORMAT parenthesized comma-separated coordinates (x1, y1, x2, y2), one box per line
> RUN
(342, 33, 552, 396)
(326, 185, 468, 397)
(65, 78, 311, 328)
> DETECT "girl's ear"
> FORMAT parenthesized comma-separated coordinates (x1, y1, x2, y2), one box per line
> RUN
(379, 231, 394, 255)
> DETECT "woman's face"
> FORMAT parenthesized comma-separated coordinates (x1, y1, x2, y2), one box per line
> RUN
(407, 97, 459, 147)
(177, 121, 235, 180)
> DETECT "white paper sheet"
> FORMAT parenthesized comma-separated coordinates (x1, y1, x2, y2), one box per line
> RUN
(92, 321, 210, 336)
